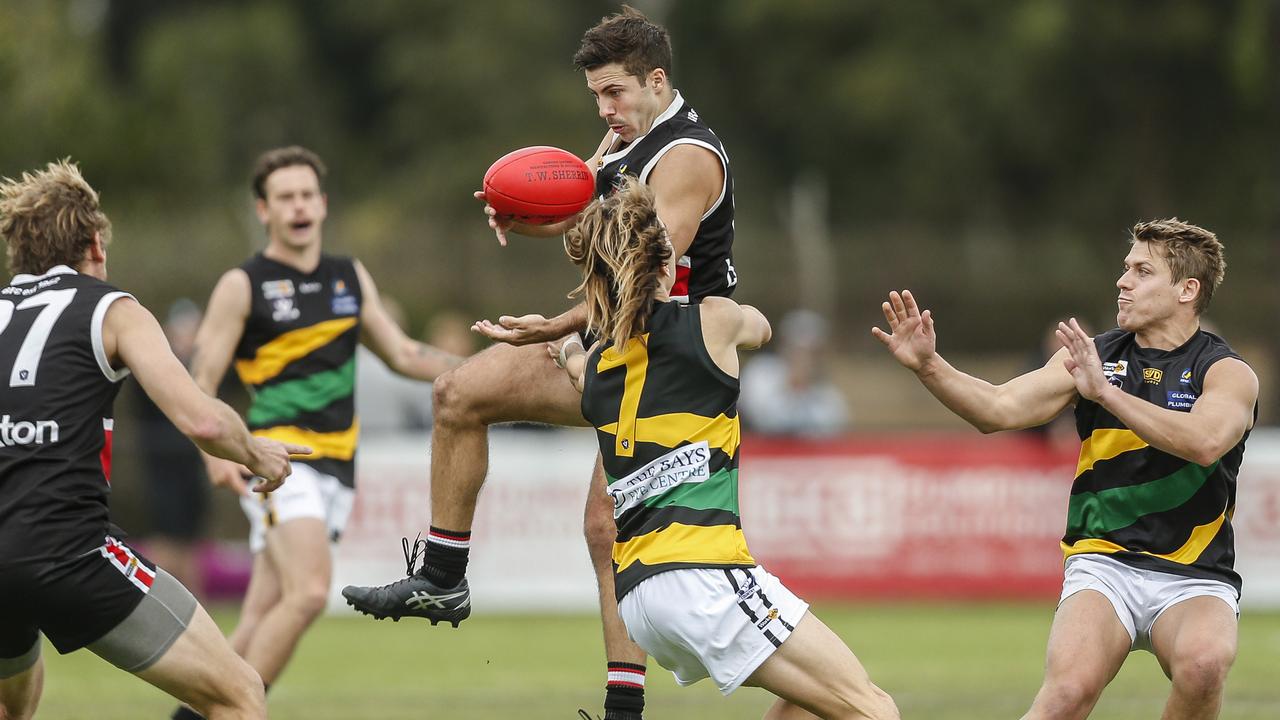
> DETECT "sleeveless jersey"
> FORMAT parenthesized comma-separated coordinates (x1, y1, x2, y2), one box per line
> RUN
(581, 301, 753, 600)
(595, 91, 737, 303)
(0, 266, 133, 561)
(235, 253, 362, 486)
(1066, 328, 1252, 593)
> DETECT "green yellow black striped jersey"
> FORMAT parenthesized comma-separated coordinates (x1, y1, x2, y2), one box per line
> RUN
(234, 253, 362, 487)
(1066, 328, 1253, 593)
(581, 300, 754, 600)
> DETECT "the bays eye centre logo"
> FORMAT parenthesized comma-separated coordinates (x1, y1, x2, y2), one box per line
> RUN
(1143, 368, 1163, 384)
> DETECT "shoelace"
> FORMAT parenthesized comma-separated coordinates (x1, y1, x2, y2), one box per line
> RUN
(401, 534, 427, 576)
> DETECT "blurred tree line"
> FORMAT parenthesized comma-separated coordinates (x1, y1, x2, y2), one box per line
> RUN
(1, 0, 1276, 370)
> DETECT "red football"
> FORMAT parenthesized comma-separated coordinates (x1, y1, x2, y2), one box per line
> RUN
(482, 146, 595, 225)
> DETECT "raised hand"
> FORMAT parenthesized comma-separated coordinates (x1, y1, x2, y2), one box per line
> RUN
(871, 290, 938, 372)
(472, 314, 562, 346)
(1056, 318, 1108, 402)
(473, 190, 514, 246)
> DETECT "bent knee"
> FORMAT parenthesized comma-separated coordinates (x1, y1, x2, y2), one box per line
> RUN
(835, 685, 899, 720)
(582, 513, 616, 558)
(282, 583, 330, 620)
(1171, 650, 1234, 698)
(201, 660, 265, 716)
(1033, 677, 1105, 717)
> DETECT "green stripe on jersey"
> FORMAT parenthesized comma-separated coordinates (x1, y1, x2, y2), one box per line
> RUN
(640, 467, 739, 514)
(1066, 460, 1219, 537)
(247, 358, 355, 426)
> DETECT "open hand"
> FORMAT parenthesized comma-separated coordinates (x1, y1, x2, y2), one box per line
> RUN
(871, 290, 938, 372)
(1056, 318, 1108, 402)
(472, 314, 561, 346)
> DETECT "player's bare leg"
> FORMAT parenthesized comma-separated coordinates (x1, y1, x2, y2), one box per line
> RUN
(1151, 596, 1237, 720)
(172, 552, 282, 720)
(745, 611, 899, 720)
(429, 341, 589, 528)
(227, 551, 283, 658)
(0, 649, 44, 720)
(236, 518, 330, 685)
(1021, 589, 1132, 720)
(137, 605, 266, 720)
(585, 456, 650, 720)
(343, 342, 587, 621)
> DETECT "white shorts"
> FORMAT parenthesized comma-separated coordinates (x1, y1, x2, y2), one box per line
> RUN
(1060, 554, 1239, 652)
(240, 463, 355, 554)
(618, 565, 809, 695)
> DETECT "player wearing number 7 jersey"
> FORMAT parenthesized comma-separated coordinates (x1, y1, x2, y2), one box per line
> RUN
(0, 160, 308, 720)
(555, 178, 899, 719)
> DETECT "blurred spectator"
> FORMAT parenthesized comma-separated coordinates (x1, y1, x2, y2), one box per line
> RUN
(129, 298, 209, 597)
(355, 295, 435, 432)
(740, 309, 850, 437)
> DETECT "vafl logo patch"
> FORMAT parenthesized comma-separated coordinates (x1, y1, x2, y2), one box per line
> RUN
(1143, 368, 1163, 384)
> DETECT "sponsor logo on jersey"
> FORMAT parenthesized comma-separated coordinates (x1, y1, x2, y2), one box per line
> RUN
(687, 109, 699, 123)
(0, 415, 60, 447)
(1103, 360, 1128, 387)
(1143, 368, 1164, 384)
(1167, 391, 1198, 410)
(262, 279, 295, 300)
(271, 297, 300, 322)
(607, 441, 711, 518)
(1180, 368, 1193, 384)
(299, 281, 322, 294)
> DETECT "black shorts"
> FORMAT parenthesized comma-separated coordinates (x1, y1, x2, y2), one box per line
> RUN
(0, 536, 156, 657)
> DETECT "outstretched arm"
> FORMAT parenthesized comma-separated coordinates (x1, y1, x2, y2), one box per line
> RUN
(189, 269, 258, 495)
(872, 290, 1078, 433)
(105, 298, 308, 491)
(354, 261, 463, 380)
(1057, 318, 1257, 465)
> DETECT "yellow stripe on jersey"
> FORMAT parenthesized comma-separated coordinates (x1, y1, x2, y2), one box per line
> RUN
(614, 522, 754, 574)
(597, 336, 649, 458)
(598, 412, 740, 457)
(1061, 511, 1227, 565)
(251, 422, 359, 461)
(1075, 428, 1149, 478)
(235, 317, 358, 386)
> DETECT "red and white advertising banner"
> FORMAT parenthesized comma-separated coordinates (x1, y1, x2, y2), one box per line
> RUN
(332, 429, 1280, 612)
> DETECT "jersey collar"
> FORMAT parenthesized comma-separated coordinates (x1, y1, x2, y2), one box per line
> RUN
(11, 265, 77, 285)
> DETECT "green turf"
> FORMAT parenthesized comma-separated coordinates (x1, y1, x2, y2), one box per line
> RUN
(34, 603, 1280, 719)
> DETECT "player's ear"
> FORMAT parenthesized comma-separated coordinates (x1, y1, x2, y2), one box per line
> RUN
(254, 198, 269, 225)
(1180, 277, 1201, 306)
(648, 67, 666, 92)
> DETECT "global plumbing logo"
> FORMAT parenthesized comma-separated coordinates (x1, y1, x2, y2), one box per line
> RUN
(0, 415, 60, 448)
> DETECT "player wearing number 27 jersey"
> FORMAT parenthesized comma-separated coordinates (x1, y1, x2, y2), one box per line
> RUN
(0, 160, 303, 720)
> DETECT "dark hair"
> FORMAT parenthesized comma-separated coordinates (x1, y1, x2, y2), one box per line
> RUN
(1, 160, 111, 275)
(572, 4, 673, 80)
(564, 177, 670, 350)
(1129, 218, 1226, 315)
(251, 146, 327, 200)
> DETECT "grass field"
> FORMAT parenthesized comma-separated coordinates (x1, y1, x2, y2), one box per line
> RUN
(35, 603, 1280, 719)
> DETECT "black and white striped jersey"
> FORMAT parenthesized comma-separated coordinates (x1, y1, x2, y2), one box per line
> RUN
(0, 266, 133, 562)
(595, 91, 737, 303)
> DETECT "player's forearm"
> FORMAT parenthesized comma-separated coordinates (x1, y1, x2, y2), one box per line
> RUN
(1094, 385, 1234, 466)
(182, 397, 262, 467)
(915, 354, 1018, 433)
(390, 340, 464, 382)
(510, 217, 578, 237)
(551, 303, 589, 335)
